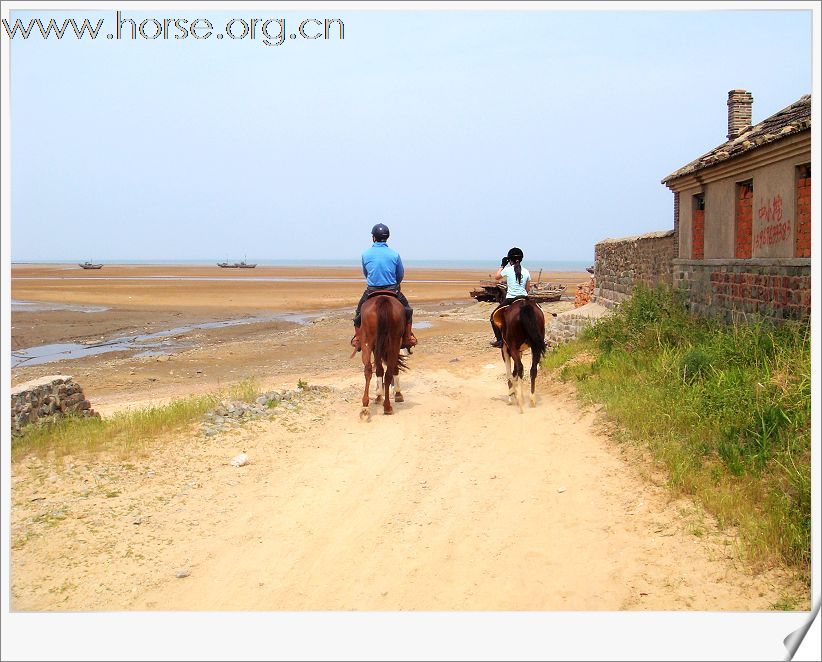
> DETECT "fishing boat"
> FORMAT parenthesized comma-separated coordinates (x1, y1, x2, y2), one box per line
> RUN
(79, 261, 103, 270)
(217, 257, 257, 268)
(469, 268, 566, 303)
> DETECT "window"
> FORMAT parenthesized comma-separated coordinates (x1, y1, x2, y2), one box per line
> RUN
(735, 180, 753, 258)
(692, 193, 705, 259)
(796, 164, 811, 258)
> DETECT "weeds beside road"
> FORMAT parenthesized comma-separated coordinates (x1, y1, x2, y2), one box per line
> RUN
(545, 286, 811, 578)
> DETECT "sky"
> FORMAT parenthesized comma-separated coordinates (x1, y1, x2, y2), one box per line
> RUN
(1, 5, 821, 660)
(5, 6, 814, 264)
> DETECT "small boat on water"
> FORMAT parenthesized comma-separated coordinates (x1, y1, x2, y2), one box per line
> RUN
(217, 258, 257, 268)
(79, 261, 103, 270)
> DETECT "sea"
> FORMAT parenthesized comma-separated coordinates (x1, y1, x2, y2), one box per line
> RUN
(12, 258, 592, 271)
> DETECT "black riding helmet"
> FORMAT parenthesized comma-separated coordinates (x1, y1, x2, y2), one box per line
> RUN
(371, 223, 390, 241)
(507, 247, 524, 261)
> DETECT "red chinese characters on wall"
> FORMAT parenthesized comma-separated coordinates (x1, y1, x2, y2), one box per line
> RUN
(754, 194, 792, 250)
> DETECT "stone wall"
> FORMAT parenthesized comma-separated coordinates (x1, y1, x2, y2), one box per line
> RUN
(545, 302, 612, 348)
(11, 375, 98, 436)
(673, 258, 811, 323)
(593, 230, 676, 308)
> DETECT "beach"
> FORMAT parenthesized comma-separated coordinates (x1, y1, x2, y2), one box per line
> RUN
(10, 263, 586, 408)
(8, 262, 804, 613)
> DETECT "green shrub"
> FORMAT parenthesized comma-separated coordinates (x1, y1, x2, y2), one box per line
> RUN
(546, 285, 811, 575)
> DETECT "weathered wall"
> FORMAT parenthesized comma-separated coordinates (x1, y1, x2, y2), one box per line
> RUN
(11, 375, 98, 436)
(678, 185, 700, 259)
(592, 230, 676, 308)
(673, 258, 811, 323)
(705, 176, 739, 258)
(675, 148, 811, 260)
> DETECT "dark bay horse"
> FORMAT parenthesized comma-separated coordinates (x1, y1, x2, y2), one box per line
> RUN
(492, 299, 547, 412)
(358, 294, 408, 420)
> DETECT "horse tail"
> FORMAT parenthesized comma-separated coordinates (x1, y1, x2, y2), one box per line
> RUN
(374, 297, 392, 374)
(374, 297, 408, 373)
(520, 302, 547, 365)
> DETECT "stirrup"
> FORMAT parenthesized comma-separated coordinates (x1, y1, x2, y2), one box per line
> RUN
(401, 333, 417, 348)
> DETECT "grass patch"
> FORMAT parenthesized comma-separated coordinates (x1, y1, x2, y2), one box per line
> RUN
(545, 285, 811, 576)
(227, 377, 260, 403)
(11, 376, 263, 463)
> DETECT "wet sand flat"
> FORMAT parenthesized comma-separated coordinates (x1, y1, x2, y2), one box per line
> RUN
(10, 263, 588, 400)
(11, 263, 587, 348)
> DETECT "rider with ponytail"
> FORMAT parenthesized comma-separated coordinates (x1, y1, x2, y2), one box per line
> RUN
(489, 246, 531, 348)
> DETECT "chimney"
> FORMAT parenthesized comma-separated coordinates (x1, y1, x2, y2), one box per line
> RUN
(727, 89, 753, 140)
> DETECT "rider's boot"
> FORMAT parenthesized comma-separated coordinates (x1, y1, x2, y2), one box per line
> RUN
(350, 325, 362, 352)
(490, 324, 503, 348)
(401, 322, 417, 350)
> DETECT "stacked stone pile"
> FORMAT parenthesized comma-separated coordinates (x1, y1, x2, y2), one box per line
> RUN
(11, 375, 98, 436)
(200, 384, 332, 437)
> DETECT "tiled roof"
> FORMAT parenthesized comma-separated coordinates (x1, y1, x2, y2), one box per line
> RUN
(662, 95, 811, 185)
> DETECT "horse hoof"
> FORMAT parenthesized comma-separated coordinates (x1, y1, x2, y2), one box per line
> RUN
(384, 408, 394, 415)
(375, 395, 383, 404)
(394, 393, 404, 403)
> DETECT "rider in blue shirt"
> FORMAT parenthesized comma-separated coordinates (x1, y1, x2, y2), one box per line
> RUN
(351, 223, 417, 352)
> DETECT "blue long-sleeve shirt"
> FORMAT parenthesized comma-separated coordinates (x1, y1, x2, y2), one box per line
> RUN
(361, 242, 404, 287)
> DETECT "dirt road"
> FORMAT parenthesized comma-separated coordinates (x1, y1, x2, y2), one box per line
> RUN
(10, 309, 800, 611)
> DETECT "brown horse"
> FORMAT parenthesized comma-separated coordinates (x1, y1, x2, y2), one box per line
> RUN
(492, 299, 547, 412)
(358, 294, 408, 420)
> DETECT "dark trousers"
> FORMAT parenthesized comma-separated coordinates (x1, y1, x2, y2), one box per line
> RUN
(354, 285, 412, 327)
(490, 296, 528, 340)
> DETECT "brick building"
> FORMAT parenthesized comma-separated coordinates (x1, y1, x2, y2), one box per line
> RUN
(661, 91, 811, 322)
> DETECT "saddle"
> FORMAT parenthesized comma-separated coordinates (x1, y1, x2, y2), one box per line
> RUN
(492, 298, 542, 328)
(366, 289, 400, 300)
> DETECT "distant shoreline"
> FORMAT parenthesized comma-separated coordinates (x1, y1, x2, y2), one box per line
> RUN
(11, 258, 593, 271)
(11, 263, 589, 314)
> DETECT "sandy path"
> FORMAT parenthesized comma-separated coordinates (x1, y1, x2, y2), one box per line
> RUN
(10, 343, 798, 611)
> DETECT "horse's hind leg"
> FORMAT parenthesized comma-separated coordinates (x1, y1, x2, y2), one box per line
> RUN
(382, 371, 393, 415)
(529, 354, 538, 408)
(393, 372, 403, 403)
(374, 363, 384, 403)
(513, 352, 525, 413)
(503, 345, 515, 405)
(360, 350, 373, 420)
